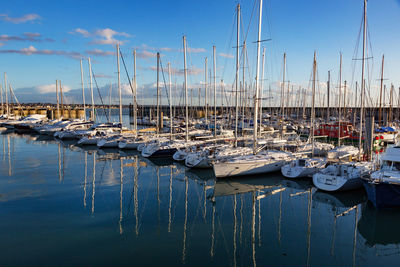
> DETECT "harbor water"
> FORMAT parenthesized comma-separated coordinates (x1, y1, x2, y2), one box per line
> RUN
(1, 122, 400, 266)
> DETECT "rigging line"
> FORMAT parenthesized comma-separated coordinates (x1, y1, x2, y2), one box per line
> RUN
(244, 0, 258, 42)
(119, 50, 137, 102)
(221, 9, 237, 80)
(158, 58, 171, 107)
(349, 11, 364, 93)
(91, 68, 109, 122)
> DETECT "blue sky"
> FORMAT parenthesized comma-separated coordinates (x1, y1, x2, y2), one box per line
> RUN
(1, 0, 400, 106)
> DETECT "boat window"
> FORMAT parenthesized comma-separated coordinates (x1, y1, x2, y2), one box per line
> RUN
(299, 159, 306, 167)
(394, 162, 400, 171)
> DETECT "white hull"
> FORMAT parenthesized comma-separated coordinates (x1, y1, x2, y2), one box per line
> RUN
(77, 137, 100, 146)
(97, 139, 119, 148)
(173, 150, 187, 161)
(185, 156, 211, 168)
(213, 160, 286, 178)
(312, 173, 363, 191)
(118, 141, 139, 150)
(281, 165, 319, 178)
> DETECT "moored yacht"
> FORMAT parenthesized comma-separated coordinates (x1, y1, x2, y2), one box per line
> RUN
(313, 161, 374, 192)
(281, 157, 327, 179)
(363, 145, 400, 208)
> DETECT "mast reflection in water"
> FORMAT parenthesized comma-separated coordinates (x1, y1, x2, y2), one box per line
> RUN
(1, 132, 400, 266)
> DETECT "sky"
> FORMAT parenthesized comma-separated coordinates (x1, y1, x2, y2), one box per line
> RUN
(1, 0, 400, 107)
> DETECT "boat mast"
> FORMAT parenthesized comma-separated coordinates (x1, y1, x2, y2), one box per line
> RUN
(133, 50, 138, 134)
(88, 57, 95, 122)
(156, 52, 160, 134)
(338, 53, 342, 147)
(242, 42, 246, 125)
(344, 80, 347, 120)
(183, 36, 189, 142)
(213, 45, 217, 139)
(327, 71, 330, 122)
(311, 52, 317, 157)
(60, 80, 63, 116)
(56, 79, 60, 119)
(235, 3, 240, 147)
(259, 47, 266, 137)
(80, 59, 86, 121)
(205, 57, 208, 126)
(281, 54, 286, 122)
(168, 62, 173, 140)
(359, 0, 367, 161)
(0, 84, 3, 116)
(378, 55, 384, 124)
(389, 84, 393, 125)
(117, 43, 122, 127)
(253, 0, 263, 153)
(4, 73, 8, 117)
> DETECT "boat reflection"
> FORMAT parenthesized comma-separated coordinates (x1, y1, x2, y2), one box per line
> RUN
(358, 203, 400, 253)
(212, 175, 283, 198)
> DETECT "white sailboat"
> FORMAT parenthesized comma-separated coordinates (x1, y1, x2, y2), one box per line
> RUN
(212, 0, 295, 178)
(214, 150, 295, 178)
(313, 161, 373, 191)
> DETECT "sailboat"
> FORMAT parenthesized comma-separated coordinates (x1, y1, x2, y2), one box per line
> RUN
(281, 52, 328, 179)
(363, 145, 400, 208)
(212, 0, 294, 178)
(313, 0, 375, 192)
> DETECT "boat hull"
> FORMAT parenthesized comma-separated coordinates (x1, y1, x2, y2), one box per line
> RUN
(312, 173, 363, 191)
(185, 156, 211, 169)
(363, 181, 400, 208)
(213, 160, 285, 178)
(281, 165, 319, 178)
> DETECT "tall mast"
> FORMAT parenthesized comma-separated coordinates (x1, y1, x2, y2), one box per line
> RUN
(4, 73, 8, 117)
(338, 53, 342, 146)
(133, 50, 138, 134)
(205, 57, 208, 126)
(253, 0, 263, 153)
(327, 71, 330, 122)
(213, 45, 217, 139)
(235, 3, 240, 147)
(311, 52, 317, 157)
(88, 57, 95, 122)
(60, 80, 63, 115)
(80, 59, 86, 121)
(168, 62, 173, 140)
(156, 52, 160, 134)
(56, 79, 60, 118)
(378, 55, 384, 124)
(0, 84, 3, 115)
(242, 41, 246, 123)
(259, 47, 266, 137)
(183, 36, 189, 142)
(343, 80, 347, 119)
(281, 53, 286, 122)
(117, 43, 122, 127)
(389, 84, 393, 125)
(359, 0, 367, 161)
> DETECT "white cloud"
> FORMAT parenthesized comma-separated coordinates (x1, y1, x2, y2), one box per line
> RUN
(70, 27, 131, 45)
(187, 47, 206, 53)
(137, 50, 157, 58)
(36, 84, 71, 94)
(219, 53, 234, 59)
(73, 28, 90, 37)
(0, 45, 83, 59)
(20, 45, 37, 55)
(86, 48, 114, 56)
(148, 65, 202, 76)
(0, 13, 41, 24)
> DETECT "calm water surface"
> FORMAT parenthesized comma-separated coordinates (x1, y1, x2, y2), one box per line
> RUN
(1, 129, 400, 266)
